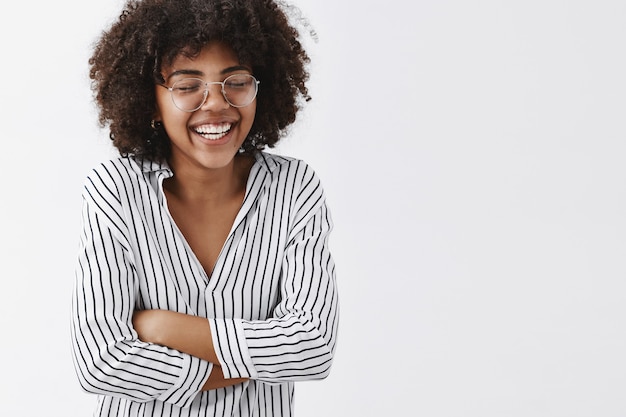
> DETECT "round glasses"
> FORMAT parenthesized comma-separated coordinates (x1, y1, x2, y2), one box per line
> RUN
(159, 74, 260, 112)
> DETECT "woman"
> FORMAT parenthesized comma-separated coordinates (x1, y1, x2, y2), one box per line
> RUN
(70, 1, 339, 415)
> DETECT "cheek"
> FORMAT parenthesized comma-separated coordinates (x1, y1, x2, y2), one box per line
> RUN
(154, 88, 166, 119)
(156, 97, 188, 129)
(243, 103, 257, 127)
(154, 89, 177, 121)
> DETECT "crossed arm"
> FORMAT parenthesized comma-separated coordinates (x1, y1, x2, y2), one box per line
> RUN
(133, 309, 248, 391)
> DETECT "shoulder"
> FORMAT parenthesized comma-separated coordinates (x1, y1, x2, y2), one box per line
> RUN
(255, 152, 327, 214)
(81, 157, 157, 206)
(83, 157, 137, 191)
(85, 157, 142, 179)
(255, 152, 321, 189)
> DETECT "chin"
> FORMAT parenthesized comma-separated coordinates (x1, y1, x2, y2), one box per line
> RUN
(196, 148, 243, 170)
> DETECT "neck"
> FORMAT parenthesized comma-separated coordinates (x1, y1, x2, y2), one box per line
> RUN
(164, 154, 253, 204)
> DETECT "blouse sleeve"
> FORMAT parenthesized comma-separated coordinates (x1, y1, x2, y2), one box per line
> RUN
(208, 164, 339, 383)
(70, 176, 212, 407)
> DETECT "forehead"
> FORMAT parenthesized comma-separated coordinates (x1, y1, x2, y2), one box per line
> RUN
(163, 41, 241, 75)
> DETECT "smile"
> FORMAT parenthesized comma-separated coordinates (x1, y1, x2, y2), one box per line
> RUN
(193, 122, 233, 140)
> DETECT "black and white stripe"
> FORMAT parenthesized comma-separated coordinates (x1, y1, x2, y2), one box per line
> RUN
(70, 152, 339, 416)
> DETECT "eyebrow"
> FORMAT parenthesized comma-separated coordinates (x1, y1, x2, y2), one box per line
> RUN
(166, 65, 252, 81)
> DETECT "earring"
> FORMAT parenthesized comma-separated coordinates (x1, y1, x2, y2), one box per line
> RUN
(148, 120, 163, 146)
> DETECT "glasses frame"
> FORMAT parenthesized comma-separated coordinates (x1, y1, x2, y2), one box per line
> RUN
(158, 73, 260, 112)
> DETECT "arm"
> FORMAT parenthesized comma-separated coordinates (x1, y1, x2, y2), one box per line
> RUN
(132, 309, 248, 390)
(133, 310, 218, 363)
(71, 187, 211, 407)
(212, 199, 339, 383)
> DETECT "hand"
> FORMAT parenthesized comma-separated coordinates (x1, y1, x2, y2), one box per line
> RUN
(203, 365, 248, 391)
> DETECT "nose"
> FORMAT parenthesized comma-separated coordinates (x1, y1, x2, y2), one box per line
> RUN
(199, 82, 230, 111)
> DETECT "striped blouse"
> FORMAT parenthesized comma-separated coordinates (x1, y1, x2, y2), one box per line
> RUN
(70, 152, 339, 417)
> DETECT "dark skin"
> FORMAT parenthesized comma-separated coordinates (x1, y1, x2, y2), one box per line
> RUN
(163, 155, 254, 277)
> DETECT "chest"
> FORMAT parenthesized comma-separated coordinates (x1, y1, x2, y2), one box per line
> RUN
(166, 196, 242, 277)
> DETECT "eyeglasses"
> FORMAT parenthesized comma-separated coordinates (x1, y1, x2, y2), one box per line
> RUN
(158, 74, 260, 112)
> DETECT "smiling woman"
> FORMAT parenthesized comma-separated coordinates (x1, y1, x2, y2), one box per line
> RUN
(87, 0, 311, 160)
(69, 1, 339, 416)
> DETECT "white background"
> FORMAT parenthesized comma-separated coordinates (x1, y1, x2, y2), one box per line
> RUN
(1, 1, 625, 416)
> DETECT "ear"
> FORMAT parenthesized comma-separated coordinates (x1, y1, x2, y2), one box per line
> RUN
(150, 105, 163, 130)
(152, 107, 162, 123)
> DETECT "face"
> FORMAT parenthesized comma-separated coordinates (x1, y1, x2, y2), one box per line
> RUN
(155, 41, 257, 173)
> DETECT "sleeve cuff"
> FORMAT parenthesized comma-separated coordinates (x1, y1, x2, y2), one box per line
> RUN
(208, 318, 257, 379)
(156, 354, 212, 408)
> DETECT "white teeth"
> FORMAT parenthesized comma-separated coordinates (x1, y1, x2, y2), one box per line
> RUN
(195, 123, 232, 135)
(194, 123, 233, 140)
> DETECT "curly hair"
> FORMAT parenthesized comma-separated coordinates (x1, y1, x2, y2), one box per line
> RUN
(89, 0, 311, 160)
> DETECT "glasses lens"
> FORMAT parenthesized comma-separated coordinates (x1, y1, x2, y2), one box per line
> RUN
(223, 74, 258, 107)
(171, 78, 206, 112)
